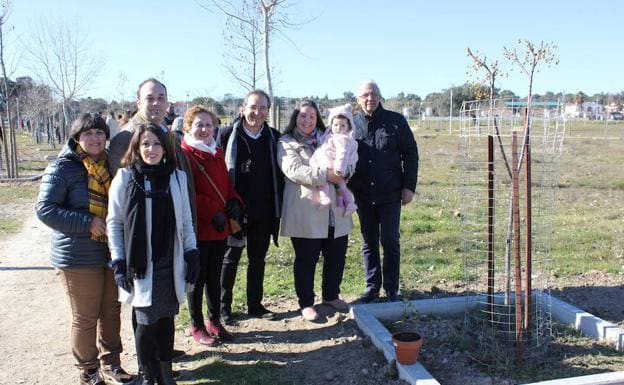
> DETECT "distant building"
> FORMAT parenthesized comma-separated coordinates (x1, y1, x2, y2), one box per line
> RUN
(504, 101, 560, 117)
(564, 102, 604, 119)
(172, 101, 187, 116)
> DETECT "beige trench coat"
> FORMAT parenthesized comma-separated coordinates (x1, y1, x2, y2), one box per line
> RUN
(277, 134, 353, 239)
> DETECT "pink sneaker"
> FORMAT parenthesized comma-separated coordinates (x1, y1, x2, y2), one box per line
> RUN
(191, 326, 217, 346)
(206, 319, 235, 342)
(322, 297, 350, 312)
(301, 306, 319, 321)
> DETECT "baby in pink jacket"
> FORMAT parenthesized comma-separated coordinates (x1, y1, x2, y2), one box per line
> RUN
(309, 103, 358, 216)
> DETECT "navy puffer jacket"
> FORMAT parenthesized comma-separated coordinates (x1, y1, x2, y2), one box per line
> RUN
(36, 139, 110, 268)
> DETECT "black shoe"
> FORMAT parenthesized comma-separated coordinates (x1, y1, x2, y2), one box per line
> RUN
(100, 366, 133, 384)
(138, 373, 155, 385)
(158, 361, 177, 385)
(80, 368, 105, 385)
(386, 291, 401, 302)
(358, 289, 380, 304)
(221, 308, 236, 325)
(171, 349, 185, 359)
(248, 304, 276, 320)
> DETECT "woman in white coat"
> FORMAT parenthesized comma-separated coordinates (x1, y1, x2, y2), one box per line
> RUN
(277, 99, 353, 322)
(107, 123, 199, 385)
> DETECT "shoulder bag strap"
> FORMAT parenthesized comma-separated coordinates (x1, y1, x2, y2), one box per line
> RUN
(187, 155, 226, 205)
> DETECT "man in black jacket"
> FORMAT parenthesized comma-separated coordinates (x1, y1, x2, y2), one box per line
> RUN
(217, 89, 283, 323)
(349, 80, 419, 303)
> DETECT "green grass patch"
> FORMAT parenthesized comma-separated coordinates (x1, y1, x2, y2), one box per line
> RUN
(0, 182, 39, 239)
(179, 358, 293, 385)
(0, 182, 39, 204)
(0, 217, 21, 235)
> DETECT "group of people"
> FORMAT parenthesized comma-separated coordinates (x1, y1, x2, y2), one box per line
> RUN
(35, 78, 419, 385)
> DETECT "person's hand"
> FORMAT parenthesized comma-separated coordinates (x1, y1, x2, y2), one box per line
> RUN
(401, 188, 415, 206)
(184, 248, 200, 284)
(326, 168, 344, 184)
(108, 259, 132, 293)
(225, 198, 241, 220)
(89, 216, 106, 237)
(211, 212, 227, 232)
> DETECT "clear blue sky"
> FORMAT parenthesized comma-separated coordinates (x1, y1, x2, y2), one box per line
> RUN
(10, 0, 623, 102)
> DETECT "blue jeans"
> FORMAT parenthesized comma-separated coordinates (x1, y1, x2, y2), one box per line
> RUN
(356, 200, 401, 294)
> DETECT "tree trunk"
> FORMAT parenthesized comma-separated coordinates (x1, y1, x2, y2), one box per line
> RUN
(0, 118, 8, 177)
(261, 7, 274, 126)
(56, 97, 70, 143)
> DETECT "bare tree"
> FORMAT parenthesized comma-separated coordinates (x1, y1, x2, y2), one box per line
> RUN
(20, 82, 57, 147)
(197, 0, 303, 125)
(466, 47, 510, 173)
(0, 0, 19, 178)
(222, 0, 263, 91)
(503, 39, 558, 140)
(23, 17, 103, 140)
(115, 72, 129, 111)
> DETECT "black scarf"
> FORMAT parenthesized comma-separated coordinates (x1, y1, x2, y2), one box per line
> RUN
(125, 160, 175, 279)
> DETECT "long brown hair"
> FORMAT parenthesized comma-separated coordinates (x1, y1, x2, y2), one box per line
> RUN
(120, 123, 177, 169)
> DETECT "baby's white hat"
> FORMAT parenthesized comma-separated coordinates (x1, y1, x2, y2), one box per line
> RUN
(327, 103, 355, 132)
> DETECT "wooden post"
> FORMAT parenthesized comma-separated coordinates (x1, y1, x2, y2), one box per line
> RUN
(487, 135, 495, 321)
(524, 122, 533, 331)
(512, 131, 523, 362)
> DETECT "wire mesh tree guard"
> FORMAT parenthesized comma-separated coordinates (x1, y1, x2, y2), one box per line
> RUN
(459, 98, 566, 362)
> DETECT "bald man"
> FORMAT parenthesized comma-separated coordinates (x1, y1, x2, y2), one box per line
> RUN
(349, 80, 419, 303)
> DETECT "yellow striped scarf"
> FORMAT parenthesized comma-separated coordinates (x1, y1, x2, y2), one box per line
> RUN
(77, 147, 112, 242)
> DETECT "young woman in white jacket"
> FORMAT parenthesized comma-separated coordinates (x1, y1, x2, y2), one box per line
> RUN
(107, 123, 199, 385)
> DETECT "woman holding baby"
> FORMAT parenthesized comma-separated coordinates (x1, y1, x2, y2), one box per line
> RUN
(277, 99, 357, 322)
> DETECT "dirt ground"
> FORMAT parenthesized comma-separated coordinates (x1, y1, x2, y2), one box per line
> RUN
(1, 204, 623, 385)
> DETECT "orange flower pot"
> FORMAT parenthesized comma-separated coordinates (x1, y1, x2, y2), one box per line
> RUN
(392, 332, 423, 365)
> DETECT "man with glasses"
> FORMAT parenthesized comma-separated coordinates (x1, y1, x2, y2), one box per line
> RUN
(350, 80, 419, 303)
(217, 89, 283, 323)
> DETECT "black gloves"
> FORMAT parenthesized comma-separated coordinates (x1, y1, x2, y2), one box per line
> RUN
(225, 198, 241, 220)
(212, 212, 227, 232)
(184, 248, 200, 284)
(108, 259, 132, 293)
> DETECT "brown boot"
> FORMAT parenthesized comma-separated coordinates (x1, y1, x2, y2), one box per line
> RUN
(79, 368, 105, 385)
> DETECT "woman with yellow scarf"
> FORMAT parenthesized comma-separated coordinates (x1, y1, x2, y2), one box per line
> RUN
(36, 113, 133, 385)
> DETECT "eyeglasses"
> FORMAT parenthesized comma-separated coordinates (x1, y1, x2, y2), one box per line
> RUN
(358, 92, 380, 99)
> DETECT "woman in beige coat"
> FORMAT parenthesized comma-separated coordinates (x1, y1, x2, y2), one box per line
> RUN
(277, 99, 354, 321)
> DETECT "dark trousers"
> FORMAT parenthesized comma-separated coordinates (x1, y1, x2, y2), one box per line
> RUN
(291, 227, 348, 309)
(220, 218, 273, 311)
(135, 317, 174, 377)
(188, 240, 227, 327)
(356, 200, 402, 294)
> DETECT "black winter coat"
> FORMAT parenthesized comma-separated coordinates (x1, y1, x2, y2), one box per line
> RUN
(349, 104, 419, 205)
(217, 118, 284, 245)
(36, 139, 110, 268)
